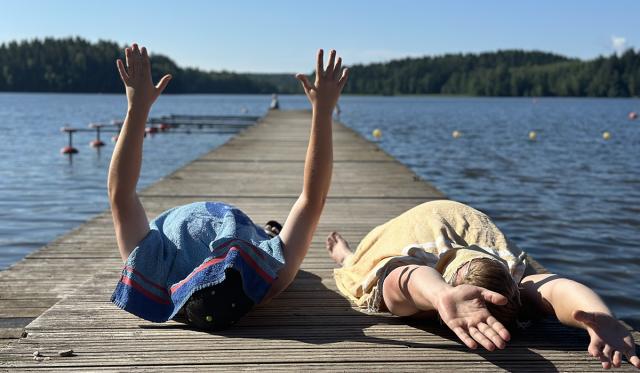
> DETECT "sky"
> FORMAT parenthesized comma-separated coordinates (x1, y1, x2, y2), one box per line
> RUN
(1, 0, 639, 73)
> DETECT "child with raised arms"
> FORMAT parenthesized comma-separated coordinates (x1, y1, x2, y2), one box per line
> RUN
(108, 44, 348, 330)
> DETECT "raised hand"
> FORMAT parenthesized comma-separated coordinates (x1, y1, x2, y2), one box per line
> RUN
(116, 43, 171, 112)
(573, 310, 640, 370)
(436, 284, 511, 351)
(296, 49, 349, 114)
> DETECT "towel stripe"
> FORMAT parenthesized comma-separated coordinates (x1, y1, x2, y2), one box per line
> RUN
(123, 265, 168, 293)
(169, 256, 228, 293)
(120, 276, 171, 305)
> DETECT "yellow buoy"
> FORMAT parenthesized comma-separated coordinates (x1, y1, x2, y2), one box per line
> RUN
(452, 130, 461, 139)
(602, 131, 611, 140)
(372, 128, 382, 140)
(528, 131, 537, 141)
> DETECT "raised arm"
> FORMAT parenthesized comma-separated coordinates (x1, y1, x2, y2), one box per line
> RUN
(108, 44, 171, 262)
(265, 49, 348, 299)
(521, 274, 639, 370)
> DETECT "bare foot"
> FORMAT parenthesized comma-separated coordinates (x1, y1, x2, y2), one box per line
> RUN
(326, 232, 353, 265)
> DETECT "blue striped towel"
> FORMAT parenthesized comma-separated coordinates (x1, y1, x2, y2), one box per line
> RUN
(111, 201, 285, 322)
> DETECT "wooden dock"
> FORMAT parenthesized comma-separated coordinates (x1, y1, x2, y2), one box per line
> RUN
(1, 110, 637, 371)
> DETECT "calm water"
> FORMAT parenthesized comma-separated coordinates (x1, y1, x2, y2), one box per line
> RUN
(0, 93, 638, 327)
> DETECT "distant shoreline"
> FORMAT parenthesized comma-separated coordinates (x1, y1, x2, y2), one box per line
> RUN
(2, 37, 639, 97)
(0, 91, 638, 100)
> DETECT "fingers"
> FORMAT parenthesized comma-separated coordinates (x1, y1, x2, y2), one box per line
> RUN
(589, 343, 611, 369)
(316, 49, 324, 79)
(295, 73, 314, 93)
(602, 345, 613, 369)
(477, 322, 506, 349)
(480, 289, 508, 306)
(468, 326, 497, 351)
(155, 74, 172, 94)
(127, 43, 143, 76)
(626, 352, 640, 369)
(599, 355, 612, 369)
(612, 350, 622, 368)
(326, 50, 336, 78)
(338, 68, 350, 90)
(588, 343, 602, 358)
(125, 47, 134, 76)
(452, 326, 477, 350)
(141, 46, 151, 72)
(116, 59, 130, 84)
(486, 316, 510, 341)
(333, 57, 342, 80)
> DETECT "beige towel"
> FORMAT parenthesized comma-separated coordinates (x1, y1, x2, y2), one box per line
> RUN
(334, 200, 527, 312)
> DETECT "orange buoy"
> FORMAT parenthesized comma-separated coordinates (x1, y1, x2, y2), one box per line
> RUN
(61, 146, 78, 154)
(629, 111, 638, 120)
(88, 123, 106, 147)
(60, 127, 78, 155)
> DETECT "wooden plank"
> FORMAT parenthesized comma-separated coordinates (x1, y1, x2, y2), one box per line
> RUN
(0, 110, 635, 372)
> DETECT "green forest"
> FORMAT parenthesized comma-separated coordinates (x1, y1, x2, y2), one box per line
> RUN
(1, 37, 639, 97)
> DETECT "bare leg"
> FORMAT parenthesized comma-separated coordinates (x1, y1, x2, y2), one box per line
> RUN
(325, 232, 353, 265)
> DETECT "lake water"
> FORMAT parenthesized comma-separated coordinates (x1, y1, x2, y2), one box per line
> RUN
(0, 93, 638, 327)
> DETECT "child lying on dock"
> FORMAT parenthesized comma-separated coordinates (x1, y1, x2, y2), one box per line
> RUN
(108, 44, 348, 330)
(327, 200, 639, 370)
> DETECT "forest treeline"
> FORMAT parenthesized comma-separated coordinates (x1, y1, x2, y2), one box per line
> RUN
(1, 37, 639, 97)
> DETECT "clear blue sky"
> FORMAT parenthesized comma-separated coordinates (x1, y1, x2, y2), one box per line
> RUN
(1, 0, 638, 73)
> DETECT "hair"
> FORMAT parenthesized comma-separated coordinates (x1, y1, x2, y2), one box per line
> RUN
(457, 258, 521, 328)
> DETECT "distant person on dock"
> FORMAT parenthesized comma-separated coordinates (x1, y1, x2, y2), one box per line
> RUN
(269, 93, 279, 110)
(108, 45, 348, 331)
(327, 200, 639, 370)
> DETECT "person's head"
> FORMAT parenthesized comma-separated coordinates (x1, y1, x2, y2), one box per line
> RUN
(181, 268, 254, 331)
(454, 258, 521, 328)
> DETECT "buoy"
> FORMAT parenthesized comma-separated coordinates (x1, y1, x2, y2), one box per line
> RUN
(452, 130, 461, 139)
(630, 112, 638, 120)
(60, 127, 78, 155)
(88, 123, 106, 147)
(61, 146, 78, 154)
(158, 123, 170, 132)
(372, 128, 382, 140)
(528, 131, 537, 141)
(145, 126, 159, 135)
(602, 131, 611, 140)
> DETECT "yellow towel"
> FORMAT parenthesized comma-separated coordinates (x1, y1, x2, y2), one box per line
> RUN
(334, 200, 528, 312)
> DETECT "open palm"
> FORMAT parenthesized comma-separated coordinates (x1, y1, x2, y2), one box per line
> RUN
(116, 44, 171, 111)
(436, 284, 511, 351)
